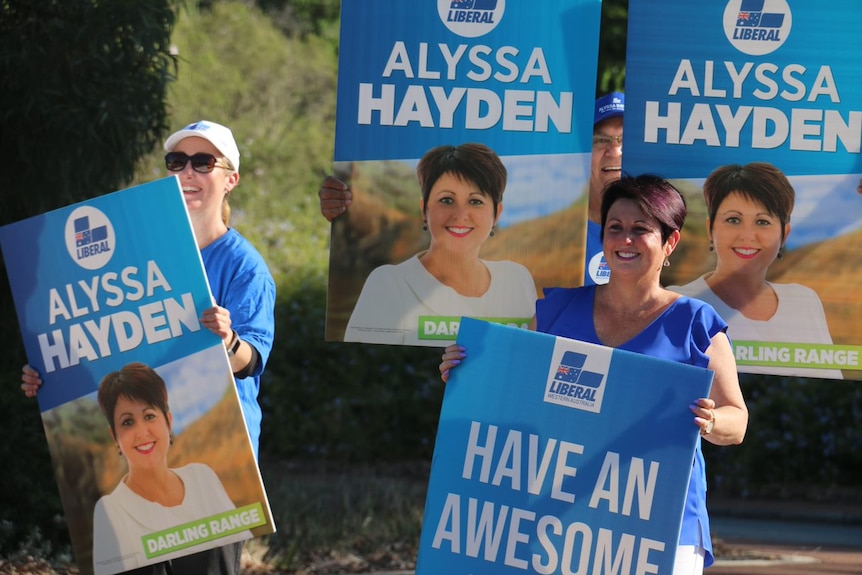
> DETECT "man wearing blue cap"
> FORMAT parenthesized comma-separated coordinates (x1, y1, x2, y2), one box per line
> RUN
(584, 92, 624, 286)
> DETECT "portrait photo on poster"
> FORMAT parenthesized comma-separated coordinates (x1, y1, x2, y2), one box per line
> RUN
(325, 146, 591, 347)
(39, 348, 269, 575)
(664, 169, 862, 380)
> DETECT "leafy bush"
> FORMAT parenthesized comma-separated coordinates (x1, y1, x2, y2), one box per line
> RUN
(0, 0, 176, 558)
(705, 375, 862, 500)
(261, 277, 445, 461)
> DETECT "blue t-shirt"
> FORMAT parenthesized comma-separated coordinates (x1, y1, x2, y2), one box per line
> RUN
(201, 228, 276, 457)
(537, 285, 727, 567)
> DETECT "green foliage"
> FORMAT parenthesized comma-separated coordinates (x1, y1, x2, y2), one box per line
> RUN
(254, 0, 342, 38)
(0, 0, 178, 557)
(130, 0, 339, 283)
(0, 0, 178, 218)
(705, 376, 862, 498)
(259, 461, 426, 570)
(262, 278, 445, 461)
(597, 0, 628, 94)
(0, 343, 69, 557)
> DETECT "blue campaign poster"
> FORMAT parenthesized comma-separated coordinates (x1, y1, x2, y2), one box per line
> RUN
(624, 0, 862, 380)
(416, 318, 713, 575)
(0, 177, 274, 575)
(325, 0, 603, 347)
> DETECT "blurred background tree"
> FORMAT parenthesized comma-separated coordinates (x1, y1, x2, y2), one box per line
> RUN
(0, 0, 177, 556)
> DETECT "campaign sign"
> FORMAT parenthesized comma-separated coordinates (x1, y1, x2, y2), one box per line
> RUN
(0, 177, 274, 575)
(624, 0, 862, 379)
(326, 0, 602, 346)
(416, 318, 713, 575)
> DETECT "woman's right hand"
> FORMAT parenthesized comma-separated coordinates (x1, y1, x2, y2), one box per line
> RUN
(21, 365, 42, 398)
(440, 344, 466, 383)
(319, 176, 352, 221)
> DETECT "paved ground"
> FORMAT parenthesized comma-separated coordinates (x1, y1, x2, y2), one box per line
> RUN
(707, 497, 862, 575)
(5, 498, 858, 574)
(366, 498, 862, 575)
(710, 542, 862, 575)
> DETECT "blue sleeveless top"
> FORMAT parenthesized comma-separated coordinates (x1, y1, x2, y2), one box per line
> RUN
(537, 285, 728, 567)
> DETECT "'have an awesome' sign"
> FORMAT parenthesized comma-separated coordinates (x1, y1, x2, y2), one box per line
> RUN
(416, 318, 713, 575)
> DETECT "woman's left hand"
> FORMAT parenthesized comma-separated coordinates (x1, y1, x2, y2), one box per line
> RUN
(690, 397, 716, 436)
(440, 344, 466, 383)
(200, 305, 233, 344)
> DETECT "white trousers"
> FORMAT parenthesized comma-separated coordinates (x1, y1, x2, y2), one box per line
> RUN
(673, 545, 706, 575)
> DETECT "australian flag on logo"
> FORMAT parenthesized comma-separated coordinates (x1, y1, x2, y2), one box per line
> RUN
(737, 0, 784, 28)
(73, 215, 108, 247)
(554, 351, 603, 388)
(74, 216, 91, 247)
(450, 0, 497, 10)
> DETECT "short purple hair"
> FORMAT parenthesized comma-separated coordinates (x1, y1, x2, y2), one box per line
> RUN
(600, 175, 687, 243)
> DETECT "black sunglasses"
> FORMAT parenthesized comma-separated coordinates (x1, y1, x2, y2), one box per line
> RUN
(165, 152, 231, 173)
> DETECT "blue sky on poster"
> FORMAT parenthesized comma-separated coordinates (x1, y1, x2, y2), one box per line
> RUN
(787, 173, 862, 248)
(498, 152, 590, 227)
(159, 348, 228, 435)
(682, 172, 862, 250)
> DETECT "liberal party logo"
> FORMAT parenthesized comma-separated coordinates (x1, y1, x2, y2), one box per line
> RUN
(588, 252, 610, 285)
(544, 350, 607, 413)
(64, 205, 115, 270)
(723, 0, 792, 56)
(438, 0, 505, 38)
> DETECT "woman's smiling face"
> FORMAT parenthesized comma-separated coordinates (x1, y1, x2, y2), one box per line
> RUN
(423, 172, 501, 254)
(603, 197, 673, 277)
(710, 191, 788, 275)
(112, 395, 172, 471)
(171, 136, 237, 221)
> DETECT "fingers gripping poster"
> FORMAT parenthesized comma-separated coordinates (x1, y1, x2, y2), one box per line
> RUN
(326, 0, 603, 347)
(416, 318, 713, 575)
(0, 177, 274, 575)
(624, 0, 862, 380)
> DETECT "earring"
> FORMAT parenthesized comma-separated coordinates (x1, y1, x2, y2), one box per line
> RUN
(422, 222, 427, 231)
(663, 258, 670, 267)
(117, 446, 123, 456)
(489, 227, 495, 237)
(776, 249, 783, 259)
(708, 242, 714, 252)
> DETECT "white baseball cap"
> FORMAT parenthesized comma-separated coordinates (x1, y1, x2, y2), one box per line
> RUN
(164, 120, 240, 170)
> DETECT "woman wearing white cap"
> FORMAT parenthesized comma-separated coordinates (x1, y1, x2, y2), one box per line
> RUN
(160, 120, 275, 458)
(22, 120, 276, 575)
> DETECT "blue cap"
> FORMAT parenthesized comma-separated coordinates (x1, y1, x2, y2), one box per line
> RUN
(594, 92, 624, 126)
